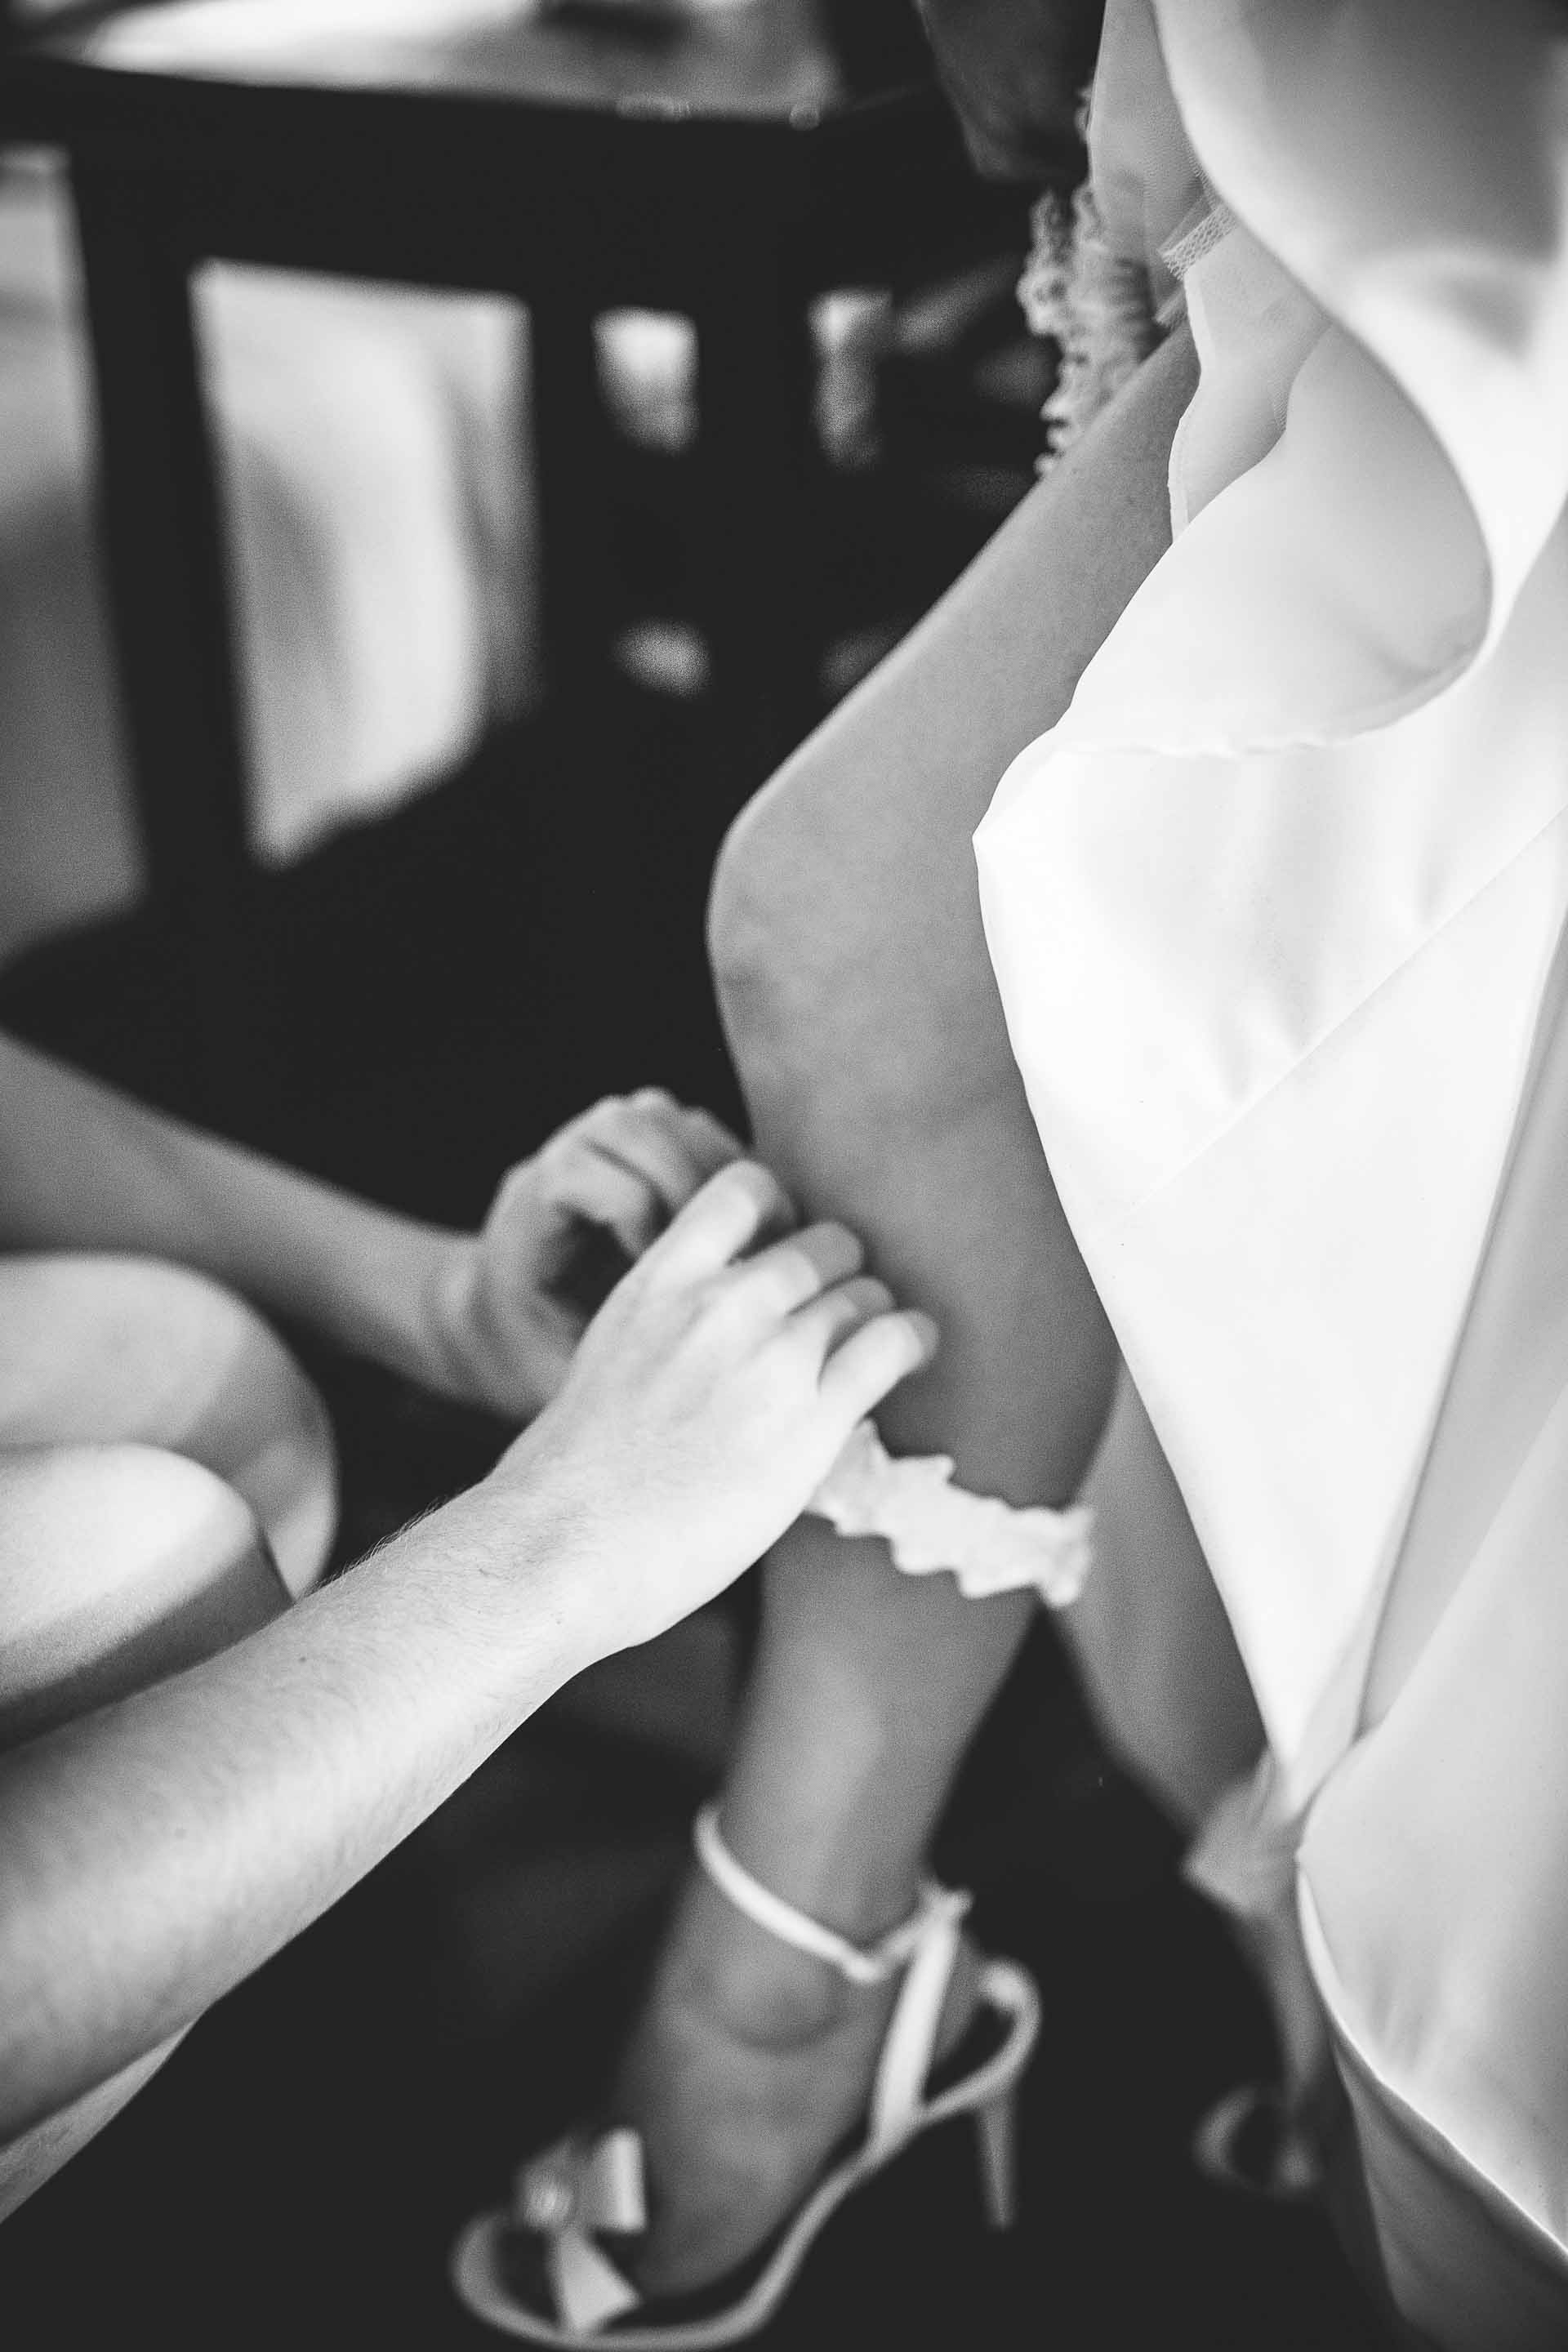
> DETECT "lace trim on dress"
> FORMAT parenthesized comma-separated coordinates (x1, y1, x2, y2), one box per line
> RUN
(1161, 195, 1236, 285)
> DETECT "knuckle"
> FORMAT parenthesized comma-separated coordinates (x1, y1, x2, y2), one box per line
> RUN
(707, 1262, 757, 1315)
(538, 1143, 590, 1194)
(766, 1241, 809, 1289)
(541, 1116, 588, 1160)
(497, 1159, 540, 1205)
(545, 1130, 591, 1174)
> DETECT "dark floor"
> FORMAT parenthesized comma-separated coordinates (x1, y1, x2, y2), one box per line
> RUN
(0, 674, 1392, 2347)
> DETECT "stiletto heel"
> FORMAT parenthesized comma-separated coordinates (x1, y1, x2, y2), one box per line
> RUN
(974, 2087, 1019, 2230)
(452, 1803, 1043, 2345)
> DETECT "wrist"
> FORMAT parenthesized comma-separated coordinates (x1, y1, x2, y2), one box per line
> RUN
(411, 1229, 487, 1401)
(330, 1215, 478, 1401)
(418, 1236, 555, 1421)
(461, 1446, 618, 1677)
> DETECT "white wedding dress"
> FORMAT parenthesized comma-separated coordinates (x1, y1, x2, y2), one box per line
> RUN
(974, 3, 1568, 2342)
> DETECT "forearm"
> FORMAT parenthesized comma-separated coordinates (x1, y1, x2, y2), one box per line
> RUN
(0, 1031, 466, 1387)
(0, 1475, 596, 2136)
(0, 1151, 930, 2139)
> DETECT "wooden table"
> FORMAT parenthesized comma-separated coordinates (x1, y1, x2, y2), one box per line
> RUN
(0, 0, 1030, 1101)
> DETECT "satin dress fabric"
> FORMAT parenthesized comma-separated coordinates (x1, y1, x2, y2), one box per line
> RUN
(973, 4, 1568, 2342)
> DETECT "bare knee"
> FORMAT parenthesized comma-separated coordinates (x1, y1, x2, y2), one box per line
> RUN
(188, 1292, 336, 1602)
(0, 1254, 336, 1598)
(707, 757, 847, 1070)
(90, 1257, 336, 1600)
(708, 754, 1004, 1147)
(0, 1441, 286, 1746)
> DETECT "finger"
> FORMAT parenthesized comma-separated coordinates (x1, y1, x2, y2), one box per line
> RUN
(642, 1160, 796, 1284)
(533, 1150, 665, 1263)
(576, 1099, 724, 1221)
(677, 1103, 748, 1178)
(737, 1221, 866, 1313)
(790, 1273, 895, 1355)
(623, 1089, 746, 1182)
(544, 1133, 675, 1250)
(817, 1309, 940, 1422)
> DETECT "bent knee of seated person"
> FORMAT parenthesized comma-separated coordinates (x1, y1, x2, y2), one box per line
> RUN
(0, 1438, 296, 2209)
(0, 1440, 289, 1748)
(0, 1253, 336, 1600)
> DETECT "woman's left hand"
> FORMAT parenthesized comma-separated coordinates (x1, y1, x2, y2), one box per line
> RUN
(425, 1089, 746, 1419)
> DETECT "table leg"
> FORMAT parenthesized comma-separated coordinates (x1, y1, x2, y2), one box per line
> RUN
(693, 285, 822, 803)
(529, 297, 620, 721)
(72, 168, 261, 1120)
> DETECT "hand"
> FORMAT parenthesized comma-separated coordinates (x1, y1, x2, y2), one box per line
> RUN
(493, 1160, 938, 1652)
(428, 1089, 745, 1419)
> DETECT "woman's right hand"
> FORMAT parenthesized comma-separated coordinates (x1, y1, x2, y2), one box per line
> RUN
(491, 1160, 937, 1652)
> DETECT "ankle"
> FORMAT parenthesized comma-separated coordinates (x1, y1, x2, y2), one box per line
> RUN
(707, 1790, 928, 1953)
(701, 1955, 890, 2056)
(663, 1872, 893, 2051)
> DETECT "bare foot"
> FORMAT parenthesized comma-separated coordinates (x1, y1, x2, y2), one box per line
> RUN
(605, 1863, 982, 2297)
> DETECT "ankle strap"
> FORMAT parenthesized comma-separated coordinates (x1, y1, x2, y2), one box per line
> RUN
(693, 1803, 969, 1988)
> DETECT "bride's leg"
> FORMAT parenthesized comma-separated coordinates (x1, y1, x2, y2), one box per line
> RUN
(608, 326, 1260, 2295)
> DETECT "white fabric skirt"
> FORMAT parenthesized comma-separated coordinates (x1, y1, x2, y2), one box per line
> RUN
(975, 4, 1568, 2341)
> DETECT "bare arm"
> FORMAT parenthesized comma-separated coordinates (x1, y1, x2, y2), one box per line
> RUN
(0, 1163, 938, 2138)
(0, 1031, 739, 1416)
(0, 1028, 466, 1375)
(0, 1477, 592, 2136)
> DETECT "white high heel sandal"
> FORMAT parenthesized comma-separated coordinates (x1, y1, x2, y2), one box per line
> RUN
(451, 1802, 1043, 2347)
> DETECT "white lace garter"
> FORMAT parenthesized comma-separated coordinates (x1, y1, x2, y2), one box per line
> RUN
(1018, 177, 1164, 469)
(806, 1419, 1094, 1607)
